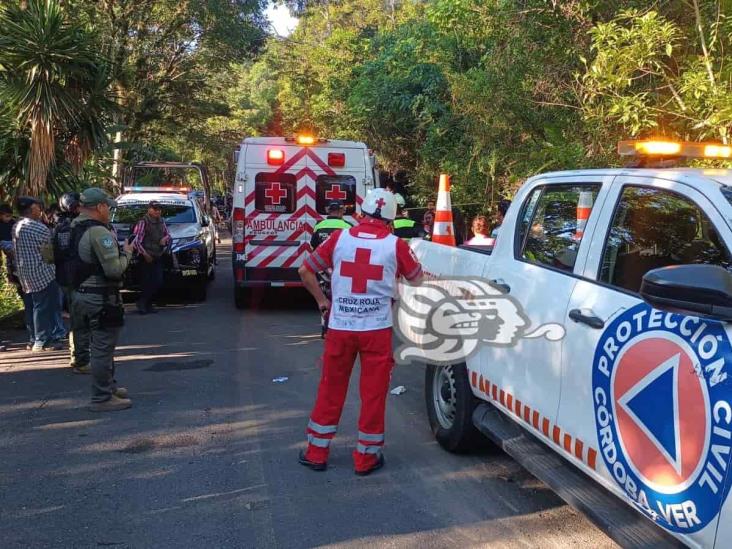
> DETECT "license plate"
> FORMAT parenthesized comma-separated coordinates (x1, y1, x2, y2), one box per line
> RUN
(182, 269, 197, 277)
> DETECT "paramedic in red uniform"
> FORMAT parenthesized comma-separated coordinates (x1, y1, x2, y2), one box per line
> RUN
(297, 188, 423, 475)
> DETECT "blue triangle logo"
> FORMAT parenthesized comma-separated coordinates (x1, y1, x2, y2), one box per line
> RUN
(618, 354, 681, 474)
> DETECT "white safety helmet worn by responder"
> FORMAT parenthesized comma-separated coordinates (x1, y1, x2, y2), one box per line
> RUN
(361, 188, 397, 221)
(394, 193, 406, 208)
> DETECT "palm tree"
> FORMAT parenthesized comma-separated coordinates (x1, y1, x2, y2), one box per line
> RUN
(0, 0, 109, 196)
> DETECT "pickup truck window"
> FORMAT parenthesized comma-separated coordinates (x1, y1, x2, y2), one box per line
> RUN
(518, 184, 600, 272)
(600, 186, 731, 293)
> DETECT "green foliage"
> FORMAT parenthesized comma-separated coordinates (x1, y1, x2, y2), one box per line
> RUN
(0, 260, 21, 322)
(0, 0, 267, 200)
(0, 0, 113, 197)
(226, 0, 731, 213)
(1, 0, 730, 212)
(580, 2, 732, 154)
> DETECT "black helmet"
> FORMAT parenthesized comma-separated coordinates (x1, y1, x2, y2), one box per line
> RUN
(59, 192, 80, 213)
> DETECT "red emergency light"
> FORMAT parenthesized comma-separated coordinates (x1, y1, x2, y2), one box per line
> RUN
(328, 152, 345, 167)
(267, 149, 285, 165)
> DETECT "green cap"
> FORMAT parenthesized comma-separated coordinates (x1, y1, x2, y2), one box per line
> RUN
(80, 187, 117, 208)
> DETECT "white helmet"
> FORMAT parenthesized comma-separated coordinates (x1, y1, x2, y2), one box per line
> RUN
(394, 193, 406, 208)
(362, 188, 397, 221)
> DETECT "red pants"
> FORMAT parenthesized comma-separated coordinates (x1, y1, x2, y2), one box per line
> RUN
(305, 327, 394, 472)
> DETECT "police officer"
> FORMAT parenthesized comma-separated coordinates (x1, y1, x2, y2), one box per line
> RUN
(71, 188, 134, 412)
(53, 192, 89, 373)
(310, 201, 352, 250)
(392, 194, 426, 241)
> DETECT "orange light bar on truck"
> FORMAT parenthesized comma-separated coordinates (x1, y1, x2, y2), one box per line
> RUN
(618, 140, 732, 159)
(704, 145, 732, 159)
(267, 149, 285, 165)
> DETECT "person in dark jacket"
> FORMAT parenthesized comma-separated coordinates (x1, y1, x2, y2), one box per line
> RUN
(131, 201, 170, 314)
(392, 194, 426, 240)
(310, 201, 352, 250)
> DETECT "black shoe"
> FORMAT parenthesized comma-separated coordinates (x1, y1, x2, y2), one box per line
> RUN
(355, 454, 385, 476)
(298, 450, 327, 471)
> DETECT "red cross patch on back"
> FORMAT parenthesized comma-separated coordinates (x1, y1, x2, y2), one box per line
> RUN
(340, 248, 384, 293)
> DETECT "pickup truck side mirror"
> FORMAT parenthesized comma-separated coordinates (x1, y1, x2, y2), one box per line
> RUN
(640, 264, 732, 321)
(200, 215, 210, 227)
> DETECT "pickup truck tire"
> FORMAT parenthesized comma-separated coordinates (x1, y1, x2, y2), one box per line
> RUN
(425, 363, 483, 453)
(208, 246, 216, 280)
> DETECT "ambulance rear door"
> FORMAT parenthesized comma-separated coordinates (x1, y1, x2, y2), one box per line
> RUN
(242, 142, 313, 286)
(305, 143, 371, 224)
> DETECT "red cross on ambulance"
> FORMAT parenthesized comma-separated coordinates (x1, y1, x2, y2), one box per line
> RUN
(265, 182, 287, 205)
(325, 185, 347, 201)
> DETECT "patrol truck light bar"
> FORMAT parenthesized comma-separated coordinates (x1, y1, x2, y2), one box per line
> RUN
(618, 140, 732, 159)
(123, 186, 191, 193)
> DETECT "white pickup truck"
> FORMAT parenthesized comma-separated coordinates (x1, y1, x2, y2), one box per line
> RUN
(409, 145, 732, 548)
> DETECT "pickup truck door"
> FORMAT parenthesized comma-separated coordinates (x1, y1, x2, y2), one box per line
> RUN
(479, 175, 608, 437)
(558, 175, 732, 546)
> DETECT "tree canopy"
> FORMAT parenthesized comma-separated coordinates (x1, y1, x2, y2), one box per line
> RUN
(0, 0, 730, 209)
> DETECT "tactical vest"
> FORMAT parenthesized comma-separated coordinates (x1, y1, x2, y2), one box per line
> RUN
(52, 216, 74, 286)
(68, 220, 107, 289)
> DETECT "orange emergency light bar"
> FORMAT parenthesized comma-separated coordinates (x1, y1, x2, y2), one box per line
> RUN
(285, 135, 328, 146)
(618, 140, 732, 159)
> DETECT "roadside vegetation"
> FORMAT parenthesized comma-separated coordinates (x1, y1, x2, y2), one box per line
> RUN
(0, 0, 730, 213)
(0, 262, 21, 324)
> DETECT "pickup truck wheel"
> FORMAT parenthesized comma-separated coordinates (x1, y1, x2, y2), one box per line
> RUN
(425, 363, 482, 453)
(208, 254, 216, 280)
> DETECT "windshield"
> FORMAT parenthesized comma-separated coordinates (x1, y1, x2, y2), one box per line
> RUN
(112, 204, 196, 224)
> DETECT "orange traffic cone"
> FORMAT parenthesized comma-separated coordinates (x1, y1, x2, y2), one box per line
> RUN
(431, 174, 456, 246)
(575, 191, 593, 240)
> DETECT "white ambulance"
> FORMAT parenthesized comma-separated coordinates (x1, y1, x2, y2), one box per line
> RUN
(230, 136, 378, 308)
(407, 140, 732, 548)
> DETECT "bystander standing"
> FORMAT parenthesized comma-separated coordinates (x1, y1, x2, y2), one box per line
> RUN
(12, 197, 63, 352)
(132, 201, 171, 314)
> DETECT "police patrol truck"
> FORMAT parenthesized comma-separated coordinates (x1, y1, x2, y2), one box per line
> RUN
(231, 136, 378, 308)
(408, 140, 732, 548)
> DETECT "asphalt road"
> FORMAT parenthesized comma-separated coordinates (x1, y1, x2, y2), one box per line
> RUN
(0, 239, 614, 548)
